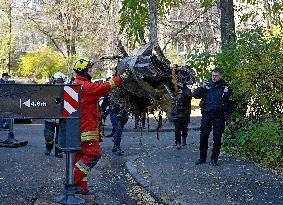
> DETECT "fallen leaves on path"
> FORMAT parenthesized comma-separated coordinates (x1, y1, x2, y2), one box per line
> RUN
(126, 174, 159, 205)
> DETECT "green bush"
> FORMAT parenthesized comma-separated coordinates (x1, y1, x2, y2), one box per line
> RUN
(18, 47, 67, 81)
(217, 29, 283, 123)
(225, 119, 283, 167)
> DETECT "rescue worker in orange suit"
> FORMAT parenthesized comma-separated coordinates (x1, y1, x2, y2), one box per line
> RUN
(73, 57, 122, 194)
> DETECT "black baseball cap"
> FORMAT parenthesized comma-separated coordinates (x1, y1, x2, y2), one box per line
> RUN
(2, 73, 10, 78)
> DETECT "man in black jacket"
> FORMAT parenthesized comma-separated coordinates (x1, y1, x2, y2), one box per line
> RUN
(193, 67, 234, 166)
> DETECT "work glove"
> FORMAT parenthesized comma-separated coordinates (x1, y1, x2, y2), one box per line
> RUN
(119, 69, 130, 81)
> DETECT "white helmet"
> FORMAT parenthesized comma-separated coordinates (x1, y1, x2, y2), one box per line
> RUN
(53, 72, 65, 80)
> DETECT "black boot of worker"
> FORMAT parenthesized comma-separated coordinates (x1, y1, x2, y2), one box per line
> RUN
(176, 141, 181, 149)
(211, 158, 219, 166)
(211, 150, 220, 166)
(195, 150, 207, 165)
(45, 148, 52, 156)
(115, 141, 124, 156)
(55, 147, 63, 158)
(45, 142, 53, 156)
(112, 141, 118, 153)
(182, 137, 187, 146)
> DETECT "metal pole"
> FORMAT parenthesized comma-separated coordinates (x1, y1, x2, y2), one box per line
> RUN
(7, 119, 14, 142)
(53, 152, 85, 204)
(66, 152, 74, 185)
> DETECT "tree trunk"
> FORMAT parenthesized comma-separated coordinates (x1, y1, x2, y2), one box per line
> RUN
(219, 0, 238, 135)
(219, 0, 236, 48)
(149, 0, 158, 44)
(71, 38, 76, 56)
(148, 0, 167, 62)
(263, 0, 272, 29)
(8, 1, 12, 73)
(65, 39, 70, 57)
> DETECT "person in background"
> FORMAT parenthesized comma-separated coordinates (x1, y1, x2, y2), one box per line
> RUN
(134, 112, 146, 129)
(101, 93, 128, 155)
(193, 67, 234, 166)
(0, 73, 12, 129)
(0, 72, 10, 83)
(72, 57, 123, 194)
(170, 82, 192, 149)
(44, 72, 65, 158)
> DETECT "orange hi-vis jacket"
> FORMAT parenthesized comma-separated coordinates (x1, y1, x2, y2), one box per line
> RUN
(74, 75, 121, 142)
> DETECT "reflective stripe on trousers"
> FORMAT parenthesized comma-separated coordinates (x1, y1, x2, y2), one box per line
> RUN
(81, 130, 100, 142)
(75, 160, 91, 175)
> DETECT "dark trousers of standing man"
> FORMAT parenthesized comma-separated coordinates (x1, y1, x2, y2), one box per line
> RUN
(199, 114, 225, 161)
(174, 120, 189, 146)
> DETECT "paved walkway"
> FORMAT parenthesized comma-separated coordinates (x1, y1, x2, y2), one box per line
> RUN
(1, 110, 282, 205)
(123, 114, 283, 205)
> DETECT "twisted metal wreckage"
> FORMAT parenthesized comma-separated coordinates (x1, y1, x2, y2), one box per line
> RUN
(103, 44, 196, 138)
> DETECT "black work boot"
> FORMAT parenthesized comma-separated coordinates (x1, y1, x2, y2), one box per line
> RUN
(45, 148, 52, 156)
(55, 147, 63, 158)
(195, 150, 207, 165)
(182, 137, 187, 146)
(176, 141, 181, 149)
(116, 147, 123, 155)
(175, 133, 181, 149)
(211, 158, 219, 166)
(115, 141, 124, 156)
(112, 141, 118, 153)
(211, 151, 219, 166)
(45, 142, 53, 156)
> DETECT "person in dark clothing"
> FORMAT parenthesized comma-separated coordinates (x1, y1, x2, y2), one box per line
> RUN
(44, 72, 65, 158)
(193, 67, 234, 166)
(170, 84, 192, 149)
(0, 72, 10, 83)
(44, 119, 62, 158)
(0, 73, 13, 129)
(101, 94, 128, 155)
(134, 112, 146, 129)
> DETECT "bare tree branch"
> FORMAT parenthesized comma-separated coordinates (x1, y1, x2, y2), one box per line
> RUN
(161, 5, 212, 52)
(116, 39, 129, 57)
(27, 17, 66, 58)
(154, 44, 167, 61)
(99, 55, 123, 61)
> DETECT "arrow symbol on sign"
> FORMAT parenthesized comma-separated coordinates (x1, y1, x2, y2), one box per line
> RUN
(23, 99, 31, 108)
